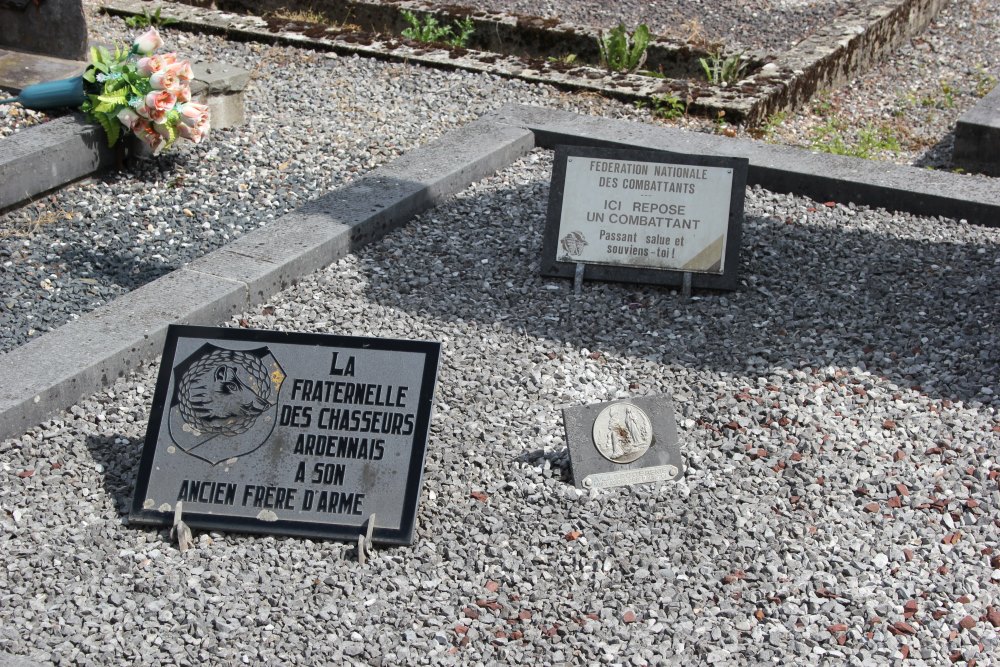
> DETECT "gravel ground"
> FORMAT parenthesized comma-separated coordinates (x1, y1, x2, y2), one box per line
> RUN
(1, 151, 998, 666)
(2, 0, 997, 355)
(422, 0, 862, 53)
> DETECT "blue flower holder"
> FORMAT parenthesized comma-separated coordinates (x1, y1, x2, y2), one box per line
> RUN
(0, 75, 86, 110)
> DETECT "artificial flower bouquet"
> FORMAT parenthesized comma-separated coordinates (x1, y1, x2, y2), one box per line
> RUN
(1, 28, 209, 155)
(84, 27, 210, 155)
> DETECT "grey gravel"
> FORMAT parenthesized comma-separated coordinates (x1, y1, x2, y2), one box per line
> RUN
(1, 151, 997, 665)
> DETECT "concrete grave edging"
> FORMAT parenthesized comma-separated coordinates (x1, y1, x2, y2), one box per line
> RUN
(1, 104, 998, 442)
(953, 85, 1000, 177)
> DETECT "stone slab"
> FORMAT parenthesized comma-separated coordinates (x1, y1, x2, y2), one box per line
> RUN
(0, 0, 88, 61)
(0, 48, 88, 92)
(0, 119, 533, 442)
(495, 105, 1000, 228)
(563, 395, 684, 490)
(953, 85, 1000, 177)
(0, 114, 116, 212)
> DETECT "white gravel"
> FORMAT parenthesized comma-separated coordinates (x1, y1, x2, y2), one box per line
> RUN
(1, 151, 998, 665)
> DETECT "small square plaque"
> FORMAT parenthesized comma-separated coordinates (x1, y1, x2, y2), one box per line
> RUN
(542, 145, 748, 290)
(563, 395, 684, 489)
(130, 325, 441, 545)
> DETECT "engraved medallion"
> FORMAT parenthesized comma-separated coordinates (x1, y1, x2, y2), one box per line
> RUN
(591, 402, 653, 464)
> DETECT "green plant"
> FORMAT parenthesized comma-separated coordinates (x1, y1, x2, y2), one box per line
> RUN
(642, 94, 685, 120)
(749, 111, 786, 140)
(547, 53, 578, 66)
(400, 10, 474, 48)
(124, 7, 177, 29)
(598, 23, 650, 73)
(810, 119, 900, 159)
(699, 50, 747, 85)
(974, 67, 997, 97)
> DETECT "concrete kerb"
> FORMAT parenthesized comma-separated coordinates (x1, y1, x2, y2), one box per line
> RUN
(953, 85, 1000, 177)
(0, 114, 116, 213)
(2, 104, 999, 442)
(0, 117, 534, 442)
(493, 105, 1000, 227)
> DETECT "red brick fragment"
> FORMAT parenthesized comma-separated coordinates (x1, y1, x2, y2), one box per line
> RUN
(883, 419, 897, 430)
(17, 469, 34, 478)
(959, 616, 976, 631)
(518, 610, 531, 621)
(933, 609, 948, 620)
(896, 484, 909, 496)
(470, 491, 488, 502)
(564, 530, 582, 541)
(892, 621, 916, 635)
(903, 549, 914, 562)
(485, 580, 499, 593)
(510, 630, 523, 640)
(900, 645, 909, 659)
(790, 452, 803, 462)
(894, 450, 906, 461)
(987, 607, 1000, 628)
(463, 607, 480, 619)
(623, 610, 637, 623)
(455, 624, 468, 635)
(828, 624, 848, 633)
(904, 600, 919, 613)
(887, 496, 902, 509)
(864, 502, 880, 513)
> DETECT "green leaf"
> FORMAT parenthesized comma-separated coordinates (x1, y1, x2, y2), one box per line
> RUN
(98, 91, 128, 106)
(82, 68, 96, 83)
(94, 112, 120, 147)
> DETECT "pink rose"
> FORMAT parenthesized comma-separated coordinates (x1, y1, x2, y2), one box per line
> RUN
(177, 122, 204, 144)
(175, 86, 191, 104)
(149, 70, 180, 93)
(133, 28, 164, 55)
(166, 61, 193, 84)
(153, 122, 173, 140)
(145, 90, 176, 112)
(177, 102, 209, 126)
(134, 120, 166, 155)
(117, 107, 140, 130)
(137, 56, 163, 76)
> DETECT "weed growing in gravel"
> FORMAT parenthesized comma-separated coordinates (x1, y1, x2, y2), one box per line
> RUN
(124, 7, 177, 29)
(637, 94, 686, 120)
(700, 51, 748, 85)
(749, 111, 786, 141)
(810, 118, 900, 158)
(401, 10, 474, 48)
(546, 54, 578, 66)
(598, 23, 650, 73)
(974, 67, 997, 97)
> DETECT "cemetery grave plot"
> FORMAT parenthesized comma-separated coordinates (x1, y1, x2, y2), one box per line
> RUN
(101, 0, 950, 126)
(0, 150, 997, 664)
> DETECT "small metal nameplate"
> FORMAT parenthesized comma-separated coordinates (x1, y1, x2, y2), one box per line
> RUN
(563, 394, 684, 490)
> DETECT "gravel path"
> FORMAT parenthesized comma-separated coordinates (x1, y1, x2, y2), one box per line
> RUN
(1, 151, 998, 665)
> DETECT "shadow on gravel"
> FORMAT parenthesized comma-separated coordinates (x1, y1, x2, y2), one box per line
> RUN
(912, 130, 957, 170)
(356, 179, 998, 407)
(84, 433, 144, 520)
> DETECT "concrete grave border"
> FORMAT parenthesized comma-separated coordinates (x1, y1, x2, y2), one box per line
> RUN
(101, 0, 949, 126)
(1, 104, 998, 442)
(953, 84, 1000, 177)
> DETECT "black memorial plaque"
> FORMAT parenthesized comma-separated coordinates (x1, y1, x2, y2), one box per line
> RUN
(563, 395, 684, 489)
(542, 145, 748, 291)
(130, 325, 441, 545)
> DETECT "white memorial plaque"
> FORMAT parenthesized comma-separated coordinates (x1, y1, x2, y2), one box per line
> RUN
(542, 145, 748, 291)
(558, 156, 734, 274)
